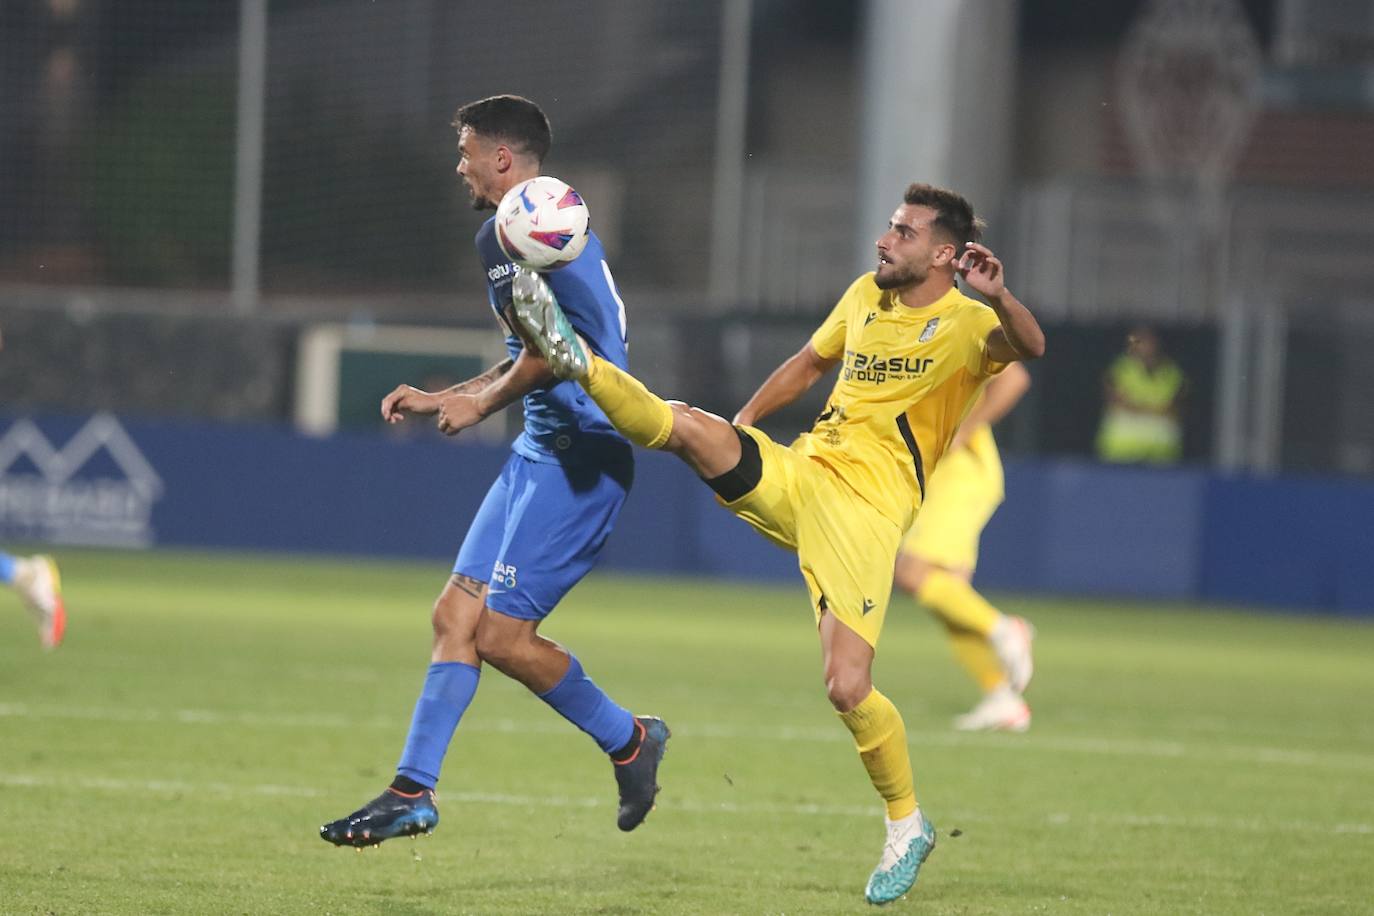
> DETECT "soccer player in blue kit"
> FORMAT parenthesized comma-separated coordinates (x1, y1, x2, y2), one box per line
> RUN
(320, 95, 669, 847)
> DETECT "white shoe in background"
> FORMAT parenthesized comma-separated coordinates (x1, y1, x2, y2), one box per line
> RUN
(14, 555, 66, 649)
(953, 687, 1030, 732)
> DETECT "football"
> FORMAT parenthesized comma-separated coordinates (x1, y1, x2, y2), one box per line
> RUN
(494, 175, 591, 271)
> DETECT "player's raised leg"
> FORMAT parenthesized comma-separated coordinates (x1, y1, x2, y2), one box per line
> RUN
(2, 551, 66, 650)
(512, 270, 743, 479)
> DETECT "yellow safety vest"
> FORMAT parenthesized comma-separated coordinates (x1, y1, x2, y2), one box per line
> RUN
(1096, 356, 1183, 464)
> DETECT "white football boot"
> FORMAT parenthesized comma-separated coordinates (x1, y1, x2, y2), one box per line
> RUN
(511, 269, 590, 380)
(864, 808, 937, 905)
(989, 614, 1035, 694)
(953, 686, 1030, 733)
(14, 555, 66, 649)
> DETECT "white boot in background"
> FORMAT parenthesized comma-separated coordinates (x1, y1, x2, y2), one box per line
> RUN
(14, 555, 66, 649)
(953, 685, 1030, 732)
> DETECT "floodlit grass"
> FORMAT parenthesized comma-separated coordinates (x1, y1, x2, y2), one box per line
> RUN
(1, 549, 1371, 914)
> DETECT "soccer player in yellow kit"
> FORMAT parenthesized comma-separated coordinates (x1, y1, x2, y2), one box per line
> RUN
(512, 184, 1044, 905)
(894, 361, 1035, 732)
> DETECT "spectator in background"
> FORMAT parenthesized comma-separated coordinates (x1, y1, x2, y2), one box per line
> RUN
(1096, 326, 1185, 465)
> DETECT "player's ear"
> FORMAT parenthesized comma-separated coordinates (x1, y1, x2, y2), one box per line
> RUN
(494, 144, 514, 174)
(933, 241, 958, 267)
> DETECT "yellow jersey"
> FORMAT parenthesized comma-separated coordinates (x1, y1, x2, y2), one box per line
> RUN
(800, 274, 1005, 528)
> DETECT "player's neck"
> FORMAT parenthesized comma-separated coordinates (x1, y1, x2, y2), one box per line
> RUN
(494, 169, 541, 202)
(895, 273, 955, 311)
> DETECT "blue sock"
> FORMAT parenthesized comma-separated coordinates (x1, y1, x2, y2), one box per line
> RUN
(396, 661, 480, 788)
(538, 654, 636, 755)
(0, 552, 15, 585)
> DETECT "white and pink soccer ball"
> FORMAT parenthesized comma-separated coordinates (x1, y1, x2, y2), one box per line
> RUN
(495, 176, 591, 271)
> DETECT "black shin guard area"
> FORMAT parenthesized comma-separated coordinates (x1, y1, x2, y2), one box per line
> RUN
(703, 427, 763, 503)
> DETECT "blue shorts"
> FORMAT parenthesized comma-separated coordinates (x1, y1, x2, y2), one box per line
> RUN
(453, 451, 632, 620)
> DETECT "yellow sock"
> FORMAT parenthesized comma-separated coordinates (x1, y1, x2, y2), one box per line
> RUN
(946, 625, 1009, 693)
(582, 355, 675, 449)
(838, 688, 917, 820)
(917, 568, 1001, 638)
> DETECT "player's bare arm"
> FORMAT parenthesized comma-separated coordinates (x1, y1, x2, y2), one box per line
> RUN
(733, 342, 839, 426)
(438, 347, 553, 436)
(948, 362, 1031, 452)
(957, 242, 1045, 364)
(381, 358, 515, 423)
(434, 305, 562, 436)
(964, 362, 1031, 429)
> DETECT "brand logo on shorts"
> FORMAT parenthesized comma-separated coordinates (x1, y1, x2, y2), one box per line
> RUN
(493, 561, 517, 589)
(862, 598, 876, 615)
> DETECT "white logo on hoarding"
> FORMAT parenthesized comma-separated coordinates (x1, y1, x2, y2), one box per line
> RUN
(0, 414, 164, 547)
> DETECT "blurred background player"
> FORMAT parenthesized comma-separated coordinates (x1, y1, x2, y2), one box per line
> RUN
(512, 184, 1045, 904)
(319, 95, 667, 849)
(893, 362, 1033, 732)
(1096, 325, 1186, 465)
(0, 551, 65, 650)
(0, 329, 67, 651)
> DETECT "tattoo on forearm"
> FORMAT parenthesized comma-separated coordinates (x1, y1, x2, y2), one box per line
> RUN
(451, 360, 514, 396)
(450, 573, 486, 598)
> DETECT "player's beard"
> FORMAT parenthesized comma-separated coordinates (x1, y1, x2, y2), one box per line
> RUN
(464, 179, 497, 211)
(874, 261, 924, 290)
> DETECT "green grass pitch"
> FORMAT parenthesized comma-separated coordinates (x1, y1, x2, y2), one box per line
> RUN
(1, 548, 1371, 914)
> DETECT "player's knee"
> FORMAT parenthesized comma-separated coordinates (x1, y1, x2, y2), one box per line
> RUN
(824, 669, 872, 713)
(430, 596, 466, 642)
(661, 402, 703, 449)
(664, 404, 744, 478)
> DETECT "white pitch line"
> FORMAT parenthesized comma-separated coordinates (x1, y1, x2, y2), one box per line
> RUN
(3, 701, 1373, 773)
(0, 773, 1368, 836)
(0, 772, 324, 798)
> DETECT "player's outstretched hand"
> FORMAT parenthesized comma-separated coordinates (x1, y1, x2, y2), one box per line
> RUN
(957, 242, 1006, 299)
(436, 393, 484, 436)
(380, 385, 441, 423)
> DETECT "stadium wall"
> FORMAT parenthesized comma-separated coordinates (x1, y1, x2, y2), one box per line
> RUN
(1, 413, 1369, 616)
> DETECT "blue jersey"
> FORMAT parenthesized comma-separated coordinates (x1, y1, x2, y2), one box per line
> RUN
(476, 218, 630, 465)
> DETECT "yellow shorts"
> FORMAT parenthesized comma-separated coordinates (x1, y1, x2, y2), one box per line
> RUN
(900, 446, 1004, 572)
(721, 426, 903, 648)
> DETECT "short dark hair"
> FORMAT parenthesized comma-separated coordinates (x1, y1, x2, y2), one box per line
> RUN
(903, 183, 985, 250)
(452, 95, 551, 164)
